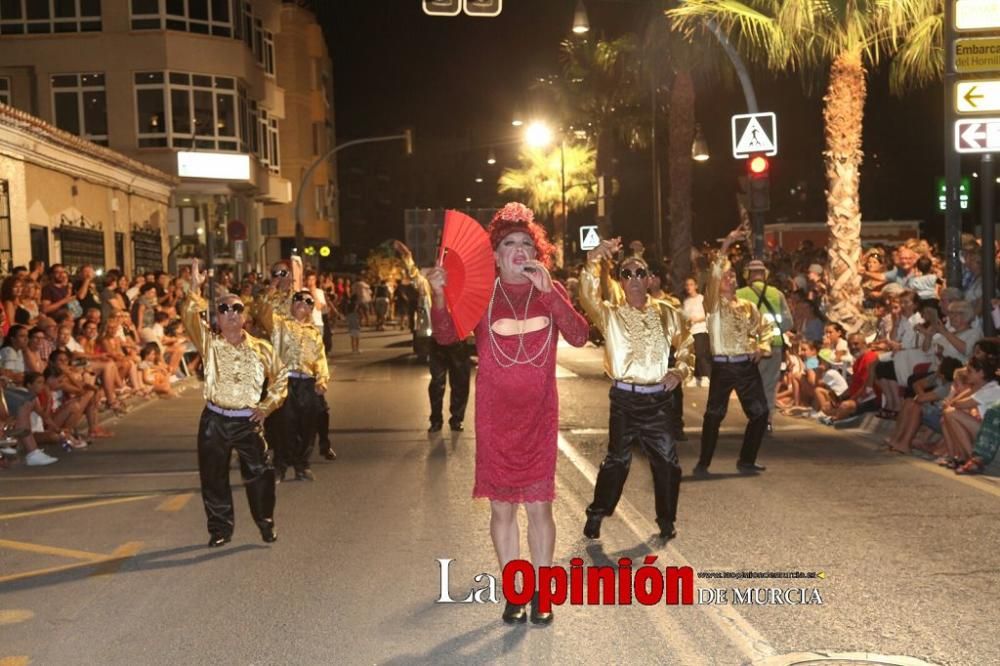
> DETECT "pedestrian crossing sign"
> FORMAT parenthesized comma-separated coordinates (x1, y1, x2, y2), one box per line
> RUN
(731, 112, 778, 159)
(580, 225, 601, 251)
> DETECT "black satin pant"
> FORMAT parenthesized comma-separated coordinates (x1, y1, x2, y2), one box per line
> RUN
(587, 387, 681, 530)
(698, 359, 769, 468)
(428, 339, 470, 426)
(197, 408, 275, 538)
(268, 377, 323, 474)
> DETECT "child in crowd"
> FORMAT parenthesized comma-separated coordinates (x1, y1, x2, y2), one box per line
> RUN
(138, 343, 175, 398)
(346, 294, 362, 354)
(906, 256, 940, 308)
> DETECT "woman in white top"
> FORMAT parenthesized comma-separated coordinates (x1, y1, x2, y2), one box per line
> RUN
(939, 355, 999, 465)
(924, 300, 982, 365)
(682, 278, 710, 387)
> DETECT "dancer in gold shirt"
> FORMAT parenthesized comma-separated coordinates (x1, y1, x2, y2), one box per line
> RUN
(694, 226, 774, 476)
(183, 259, 288, 548)
(579, 237, 693, 541)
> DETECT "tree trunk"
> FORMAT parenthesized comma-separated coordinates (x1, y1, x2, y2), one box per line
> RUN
(667, 70, 695, 289)
(823, 52, 867, 334)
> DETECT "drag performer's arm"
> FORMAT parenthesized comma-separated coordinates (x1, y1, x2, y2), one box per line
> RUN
(424, 264, 462, 345)
(703, 253, 727, 315)
(537, 279, 589, 347)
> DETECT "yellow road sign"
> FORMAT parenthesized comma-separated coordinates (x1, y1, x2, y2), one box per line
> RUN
(956, 37, 1000, 73)
(956, 80, 1000, 113)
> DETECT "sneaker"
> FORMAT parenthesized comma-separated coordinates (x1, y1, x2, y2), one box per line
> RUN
(25, 449, 58, 466)
(0, 445, 17, 456)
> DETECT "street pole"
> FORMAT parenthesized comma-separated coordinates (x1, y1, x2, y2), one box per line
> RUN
(294, 131, 412, 260)
(981, 154, 996, 337)
(560, 140, 567, 268)
(944, 1, 963, 287)
(650, 39, 663, 264)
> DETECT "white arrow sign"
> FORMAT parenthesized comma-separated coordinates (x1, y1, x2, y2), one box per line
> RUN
(956, 80, 1000, 113)
(956, 0, 1000, 31)
(731, 112, 778, 158)
(955, 118, 1000, 153)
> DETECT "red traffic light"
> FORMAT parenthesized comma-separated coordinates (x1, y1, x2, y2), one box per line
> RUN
(748, 155, 769, 175)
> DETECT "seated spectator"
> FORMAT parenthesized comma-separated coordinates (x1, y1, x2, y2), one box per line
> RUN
(0, 324, 29, 384)
(812, 349, 849, 417)
(98, 314, 145, 396)
(815, 334, 880, 423)
(23, 327, 48, 373)
(40, 264, 75, 316)
(1, 275, 23, 327)
(938, 356, 1000, 467)
(138, 343, 175, 398)
(4, 372, 59, 465)
(955, 402, 1000, 474)
(48, 349, 111, 438)
(924, 299, 982, 366)
(873, 291, 922, 417)
(64, 321, 126, 413)
(38, 366, 90, 450)
(885, 357, 963, 454)
(795, 296, 825, 343)
(821, 322, 853, 375)
(861, 248, 888, 307)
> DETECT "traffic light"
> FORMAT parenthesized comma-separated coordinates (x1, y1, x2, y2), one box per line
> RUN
(746, 154, 770, 212)
(422, 0, 460, 16)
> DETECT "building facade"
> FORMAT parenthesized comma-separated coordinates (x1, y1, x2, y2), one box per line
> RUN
(262, 1, 338, 265)
(0, 0, 336, 274)
(0, 104, 175, 274)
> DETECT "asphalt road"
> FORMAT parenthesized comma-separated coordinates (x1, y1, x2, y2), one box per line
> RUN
(1, 329, 998, 666)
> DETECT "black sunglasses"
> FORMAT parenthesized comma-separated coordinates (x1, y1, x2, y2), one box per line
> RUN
(271, 269, 289, 278)
(217, 302, 245, 315)
(620, 267, 648, 280)
(293, 293, 314, 306)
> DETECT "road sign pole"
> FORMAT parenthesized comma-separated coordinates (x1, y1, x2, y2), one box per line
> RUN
(982, 153, 996, 336)
(946, 0, 964, 287)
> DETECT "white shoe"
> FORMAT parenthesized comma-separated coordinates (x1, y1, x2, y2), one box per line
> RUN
(25, 449, 58, 466)
(0, 445, 16, 456)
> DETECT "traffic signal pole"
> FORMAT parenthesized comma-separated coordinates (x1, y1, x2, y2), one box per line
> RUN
(944, 1, 963, 288)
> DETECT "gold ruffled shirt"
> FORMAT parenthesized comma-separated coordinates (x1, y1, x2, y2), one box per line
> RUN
(704, 256, 773, 357)
(579, 259, 693, 385)
(255, 290, 330, 392)
(181, 293, 288, 415)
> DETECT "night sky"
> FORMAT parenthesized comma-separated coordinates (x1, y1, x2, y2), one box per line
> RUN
(322, 1, 960, 258)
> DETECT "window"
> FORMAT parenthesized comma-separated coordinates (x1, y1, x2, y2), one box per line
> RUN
(134, 72, 166, 147)
(51, 73, 107, 145)
(256, 109, 279, 174)
(0, 0, 101, 35)
(263, 29, 275, 76)
(253, 18, 263, 66)
(129, 0, 231, 36)
(134, 70, 238, 151)
(0, 77, 10, 105)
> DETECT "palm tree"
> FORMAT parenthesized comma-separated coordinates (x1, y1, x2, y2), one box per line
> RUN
(498, 142, 597, 268)
(557, 35, 648, 238)
(668, 0, 939, 333)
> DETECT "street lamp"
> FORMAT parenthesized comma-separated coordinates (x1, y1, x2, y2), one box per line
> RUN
(691, 123, 710, 162)
(486, 148, 497, 165)
(572, 0, 590, 34)
(522, 121, 569, 267)
(524, 121, 554, 148)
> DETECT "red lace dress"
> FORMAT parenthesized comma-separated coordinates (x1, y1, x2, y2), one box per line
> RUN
(432, 280, 589, 503)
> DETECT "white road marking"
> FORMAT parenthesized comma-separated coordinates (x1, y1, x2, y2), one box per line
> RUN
(557, 433, 779, 663)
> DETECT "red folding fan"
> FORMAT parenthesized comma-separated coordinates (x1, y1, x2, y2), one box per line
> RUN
(437, 210, 495, 339)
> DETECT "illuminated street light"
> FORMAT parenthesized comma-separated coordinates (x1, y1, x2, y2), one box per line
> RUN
(465, 196, 472, 203)
(474, 174, 484, 183)
(572, 0, 589, 34)
(487, 148, 497, 165)
(524, 121, 554, 148)
(691, 123, 710, 162)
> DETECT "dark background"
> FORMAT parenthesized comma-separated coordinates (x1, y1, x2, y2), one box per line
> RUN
(319, 0, 970, 261)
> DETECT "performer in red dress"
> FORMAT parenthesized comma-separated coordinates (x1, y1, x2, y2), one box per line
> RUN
(427, 203, 589, 626)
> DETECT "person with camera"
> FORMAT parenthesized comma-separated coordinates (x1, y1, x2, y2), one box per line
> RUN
(183, 259, 288, 548)
(694, 225, 775, 476)
(579, 237, 693, 542)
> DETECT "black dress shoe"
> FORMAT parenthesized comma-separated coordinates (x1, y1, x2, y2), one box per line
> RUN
(737, 462, 767, 473)
(207, 534, 231, 548)
(692, 464, 710, 477)
(658, 522, 677, 540)
(530, 593, 553, 626)
(260, 524, 278, 543)
(501, 601, 527, 624)
(449, 419, 464, 432)
(583, 514, 602, 539)
(322, 449, 337, 461)
(428, 422, 443, 433)
(295, 469, 316, 481)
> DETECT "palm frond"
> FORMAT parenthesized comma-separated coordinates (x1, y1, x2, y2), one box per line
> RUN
(889, 11, 943, 93)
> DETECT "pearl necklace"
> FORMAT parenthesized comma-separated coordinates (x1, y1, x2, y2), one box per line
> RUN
(487, 278, 553, 368)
